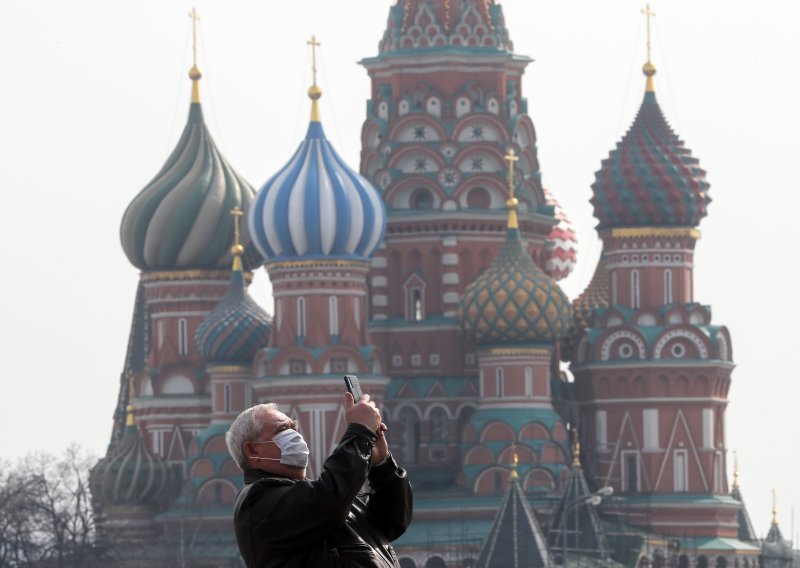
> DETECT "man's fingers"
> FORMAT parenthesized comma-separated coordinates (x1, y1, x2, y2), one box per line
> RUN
(344, 392, 355, 408)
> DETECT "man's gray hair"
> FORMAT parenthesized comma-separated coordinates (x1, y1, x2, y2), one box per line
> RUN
(226, 403, 277, 470)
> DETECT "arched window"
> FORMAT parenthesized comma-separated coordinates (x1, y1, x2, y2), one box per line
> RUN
(412, 289, 423, 321)
(664, 269, 673, 304)
(611, 271, 619, 305)
(329, 296, 339, 337)
(467, 187, 491, 208)
(297, 297, 306, 339)
(495, 368, 504, 398)
(411, 188, 433, 209)
(524, 367, 533, 396)
(430, 408, 448, 442)
(178, 318, 188, 356)
(631, 270, 640, 309)
(224, 383, 232, 413)
(398, 408, 420, 464)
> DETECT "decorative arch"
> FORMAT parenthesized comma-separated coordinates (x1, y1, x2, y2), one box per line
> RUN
(498, 444, 535, 466)
(385, 177, 445, 210)
(653, 329, 710, 359)
(389, 115, 447, 143)
(453, 114, 510, 142)
(600, 329, 647, 361)
(454, 175, 508, 209)
(454, 145, 507, 175)
(389, 145, 445, 174)
(540, 443, 567, 463)
(161, 374, 195, 395)
(196, 479, 238, 505)
(519, 422, 550, 442)
(523, 468, 556, 492)
(479, 421, 515, 443)
(474, 466, 510, 494)
(463, 445, 494, 465)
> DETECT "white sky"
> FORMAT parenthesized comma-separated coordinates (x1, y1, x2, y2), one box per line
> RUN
(1, 0, 798, 542)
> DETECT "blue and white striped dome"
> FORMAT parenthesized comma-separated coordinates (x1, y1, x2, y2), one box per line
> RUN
(249, 120, 386, 263)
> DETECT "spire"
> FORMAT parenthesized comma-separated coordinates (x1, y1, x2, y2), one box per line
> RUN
(571, 428, 581, 468)
(307, 35, 322, 122)
(766, 489, 785, 543)
(732, 450, 740, 490)
(477, 461, 553, 568)
(188, 7, 202, 103)
(230, 206, 244, 272)
(771, 489, 778, 526)
(641, 4, 657, 93)
(504, 148, 519, 229)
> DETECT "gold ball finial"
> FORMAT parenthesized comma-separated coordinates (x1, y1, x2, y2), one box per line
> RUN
(189, 65, 203, 81)
(509, 444, 520, 479)
(230, 243, 245, 256)
(642, 61, 657, 78)
(506, 197, 519, 209)
(308, 84, 323, 101)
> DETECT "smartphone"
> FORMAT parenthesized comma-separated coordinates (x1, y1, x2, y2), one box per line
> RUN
(343, 375, 364, 401)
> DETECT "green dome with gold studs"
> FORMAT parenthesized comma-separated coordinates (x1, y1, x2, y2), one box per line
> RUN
(458, 227, 573, 346)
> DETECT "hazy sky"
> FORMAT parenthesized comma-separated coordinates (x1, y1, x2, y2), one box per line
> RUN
(1, 0, 798, 541)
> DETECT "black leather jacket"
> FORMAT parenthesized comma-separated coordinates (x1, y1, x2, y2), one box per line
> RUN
(233, 423, 413, 567)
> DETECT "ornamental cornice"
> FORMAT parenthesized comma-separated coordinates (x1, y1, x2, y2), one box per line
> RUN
(266, 259, 371, 271)
(206, 365, 251, 375)
(599, 227, 702, 240)
(482, 347, 552, 357)
(140, 270, 252, 283)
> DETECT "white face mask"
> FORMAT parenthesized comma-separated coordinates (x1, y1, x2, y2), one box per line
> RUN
(251, 429, 309, 468)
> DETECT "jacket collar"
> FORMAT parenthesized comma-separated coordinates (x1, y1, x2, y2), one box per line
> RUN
(243, 467, 290, 485)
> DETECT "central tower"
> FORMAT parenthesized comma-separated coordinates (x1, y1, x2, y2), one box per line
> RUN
(359, 0, 576, 479)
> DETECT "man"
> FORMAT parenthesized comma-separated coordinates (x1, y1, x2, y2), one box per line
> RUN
(226, 393, 413, 567)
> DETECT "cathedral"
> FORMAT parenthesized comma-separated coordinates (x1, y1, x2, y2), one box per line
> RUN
(89, 2, 796, 567)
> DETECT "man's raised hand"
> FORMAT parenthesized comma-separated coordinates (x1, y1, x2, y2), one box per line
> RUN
(344, 392, 381, 432)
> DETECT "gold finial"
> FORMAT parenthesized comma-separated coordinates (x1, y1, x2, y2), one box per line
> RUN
(771, 489, 778, 526)
(641, 4, 657, 93)
(571, 428, 582, 468)
(510, 443, 520, 479)
(307, 35, 323, 122)
(230, 206, 244, 271)
(188, 8, 202, 103)
(504, 148, 519, 229)
(732, 451, 740, 490)
(125, 370, 136, 427)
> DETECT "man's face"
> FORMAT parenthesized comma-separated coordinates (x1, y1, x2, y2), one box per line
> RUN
(243, 408, 305, 480)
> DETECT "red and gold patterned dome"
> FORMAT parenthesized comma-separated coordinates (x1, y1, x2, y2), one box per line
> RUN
(379, 0, 513, 54)
(590, 57, 710, 230)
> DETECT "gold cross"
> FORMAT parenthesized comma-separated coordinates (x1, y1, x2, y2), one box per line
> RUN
(230, 206, 244, 248)
(504, 148, 519, 200)
(307, 35, 321, 87)
(641, 4, 656, 63)
(188, 7, 201, 67)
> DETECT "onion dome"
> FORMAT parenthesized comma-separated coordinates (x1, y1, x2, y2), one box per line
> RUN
(195, 209, 270, 363)
(120, 62, 256, 271)
(249, 47, 386, 264)
(379, 0, 513, 54)
(561, 253, 608, 359)
(90, 409, 172, 507)
(542, 188, 578, 281)
(458, 150, 572, 345)
(590, 60, 710, 230)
